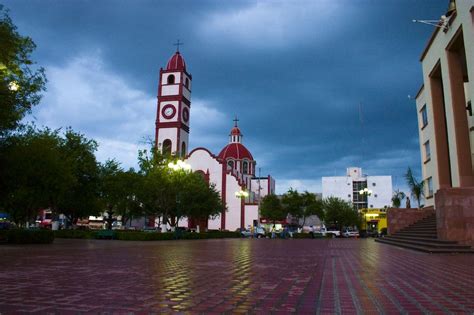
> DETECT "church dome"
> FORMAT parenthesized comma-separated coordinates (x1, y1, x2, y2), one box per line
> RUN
(218, 143, 254, 161)
(166, 51, 186, 71)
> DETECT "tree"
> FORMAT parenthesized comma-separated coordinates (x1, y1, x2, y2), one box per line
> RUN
(137, 147, 223, 229)
(281, 189, 324, 228)
(0, 5, 46, 136)
(0, 127, 72, 225)
(391, 189, 406, 208)
(405, 167, 424, 208)
(99, 160, 144, 229)
(56, 129, 101, 225)
(259, 194, 286, 225)
(322, 197, 359, 231)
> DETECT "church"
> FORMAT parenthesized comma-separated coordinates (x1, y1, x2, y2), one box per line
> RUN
(154, 50, 275, 231)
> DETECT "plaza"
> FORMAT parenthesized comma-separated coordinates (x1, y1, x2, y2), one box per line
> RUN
(1, 238, 473, 313)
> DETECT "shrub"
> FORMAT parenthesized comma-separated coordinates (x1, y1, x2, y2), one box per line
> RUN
(2, 229, 54, 244)
(54, 229, 97, 239)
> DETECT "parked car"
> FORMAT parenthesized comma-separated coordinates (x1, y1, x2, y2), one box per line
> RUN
(241, 226, 266, 238)
(323, 227, 341, 238)
(342, 228, 360, 238)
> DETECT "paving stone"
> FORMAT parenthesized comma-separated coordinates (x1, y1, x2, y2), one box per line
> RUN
(0, 238, 473, 313)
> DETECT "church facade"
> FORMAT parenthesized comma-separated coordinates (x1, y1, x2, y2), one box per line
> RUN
(154, 50, 275, 231)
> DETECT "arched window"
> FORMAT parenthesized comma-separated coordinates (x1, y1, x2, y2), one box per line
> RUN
(227, 160, 234, 170)
(181, 142, 186, 157)
(243, 161, 248, 174)
(167, 74, 175, 84)
(162, 139, 172, 156)
(185, 78, 189, 88)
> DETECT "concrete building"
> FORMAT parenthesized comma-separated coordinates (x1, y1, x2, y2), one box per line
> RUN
(415, 0, 474, 207)
(413, 0, 474, 246)
(322, 167, 392, 210)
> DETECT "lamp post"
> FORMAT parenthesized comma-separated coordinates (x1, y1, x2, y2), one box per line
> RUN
(165, 160, 192, 233)
(235, 190, 249, 230)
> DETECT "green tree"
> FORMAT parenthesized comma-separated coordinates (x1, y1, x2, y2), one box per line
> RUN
(281, 189, 324, 228)
(391, 189, 406, 208)
(405, 167, 424, 208)
(0, 127, 72, 225)
(259, 194, 286, 225)
(323, 197, 359, 231)
(99, 160, 144, 229)
(0, 6, 46, 136)
(56, 129, 101, 225)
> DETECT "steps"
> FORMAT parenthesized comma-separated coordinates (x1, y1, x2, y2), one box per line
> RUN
(375, 214, 474, 253)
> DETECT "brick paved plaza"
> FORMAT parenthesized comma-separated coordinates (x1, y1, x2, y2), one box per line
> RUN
(1, 238, 473, 314)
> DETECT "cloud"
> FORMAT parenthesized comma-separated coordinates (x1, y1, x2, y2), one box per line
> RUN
(199, 0, 350, 49)
(276, 179, 321, 195)
(27, 51, 229, 168)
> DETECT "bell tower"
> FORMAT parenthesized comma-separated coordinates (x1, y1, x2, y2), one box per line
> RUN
(155, 44, 192, 157)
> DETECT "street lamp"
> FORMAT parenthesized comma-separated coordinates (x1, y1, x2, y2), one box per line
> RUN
(358, 187, 373, 196)
(235, 190, 249, 198)
(167, 160, 192, 172)
(8, 81, 19, 91)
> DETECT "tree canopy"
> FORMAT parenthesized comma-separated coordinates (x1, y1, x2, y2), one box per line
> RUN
(322, 197, 360, 231)
(0, 5, 46, 136)
(259, 194, 286, 224)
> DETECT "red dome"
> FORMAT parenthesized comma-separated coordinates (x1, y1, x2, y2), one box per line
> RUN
(230, 127, 241, 136)
(218, 143, 254, 161)
(166, 52, 186, 71)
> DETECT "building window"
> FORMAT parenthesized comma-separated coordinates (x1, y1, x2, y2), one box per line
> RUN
(243, 161, 248, 174)
(420, 105, 428, 128)
(185, 78, 189, 88)
(167, 74, 175, 84)
(372, 182, 376, 186)
(426, 177, 433, 197)
(181, 142, 186, 157)
(227, 160, 234, 170)
(424, 140, 431, 161)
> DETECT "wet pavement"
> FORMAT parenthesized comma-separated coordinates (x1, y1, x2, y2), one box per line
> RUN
(0, 238, 473, 314)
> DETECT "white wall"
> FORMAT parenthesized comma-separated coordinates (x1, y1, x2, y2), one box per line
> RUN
(245, 205, 259, 227)
(322, 176, 353, 203)
(367, 176, 392, 208)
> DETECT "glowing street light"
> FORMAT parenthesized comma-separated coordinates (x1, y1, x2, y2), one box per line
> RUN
(167, 160, 192, 172)
(8, 81, 19, 91)
(235, 190, 249, 198)
(359, 187, 373, 196)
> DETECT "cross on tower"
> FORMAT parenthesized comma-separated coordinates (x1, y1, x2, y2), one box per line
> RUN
(173, 39, 183, 52)
(233, 116, 239, 127)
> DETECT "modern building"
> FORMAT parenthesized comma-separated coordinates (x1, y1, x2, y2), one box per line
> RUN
(322, 167, 392, 210)
(154, 49, 275, 231)
(415, 0, 474, 207)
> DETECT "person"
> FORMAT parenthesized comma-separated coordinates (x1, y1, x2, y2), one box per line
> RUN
(406, 196, 411, 209)
(271, 224, 276, 239)
(309, 225, 315, 239)
(250, 225, 255, 238)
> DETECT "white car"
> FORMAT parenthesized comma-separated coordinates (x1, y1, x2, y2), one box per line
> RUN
(241, 226, 266, 238)
(342, 229, 360, 238)
(319, 227, 341, 238)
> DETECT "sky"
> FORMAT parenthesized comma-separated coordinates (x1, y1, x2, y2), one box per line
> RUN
(4, 0, 448, 195)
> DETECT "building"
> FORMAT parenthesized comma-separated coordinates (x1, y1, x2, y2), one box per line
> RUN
(322, 167, 392, 210)
(413, 0, 474, 246)
(415, 0, 474, 207)
(154, 49, 275, 231)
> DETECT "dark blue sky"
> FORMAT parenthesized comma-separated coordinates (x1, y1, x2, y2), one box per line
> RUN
(5, 0, 448, 193)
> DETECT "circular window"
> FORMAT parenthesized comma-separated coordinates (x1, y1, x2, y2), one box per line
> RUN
(182, 107, 189, 122)
(162, 104, 176, 119)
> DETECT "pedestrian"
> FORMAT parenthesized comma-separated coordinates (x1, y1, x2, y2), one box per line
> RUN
(309, 225, 315, 239)
(271, 224, 276, 239)
(406, 196, 411, 209)
(250, 225, 255, 238)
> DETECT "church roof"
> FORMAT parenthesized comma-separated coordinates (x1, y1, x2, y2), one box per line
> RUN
(166, 51, 186, 71)
(218, 143, 254, 161)
(230, 127, 241, 136)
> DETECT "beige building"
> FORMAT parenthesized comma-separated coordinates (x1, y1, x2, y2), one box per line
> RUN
(415, 0, 474, 207)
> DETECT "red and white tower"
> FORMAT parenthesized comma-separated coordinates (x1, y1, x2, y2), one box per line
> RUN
(155, 48, 192, 157)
